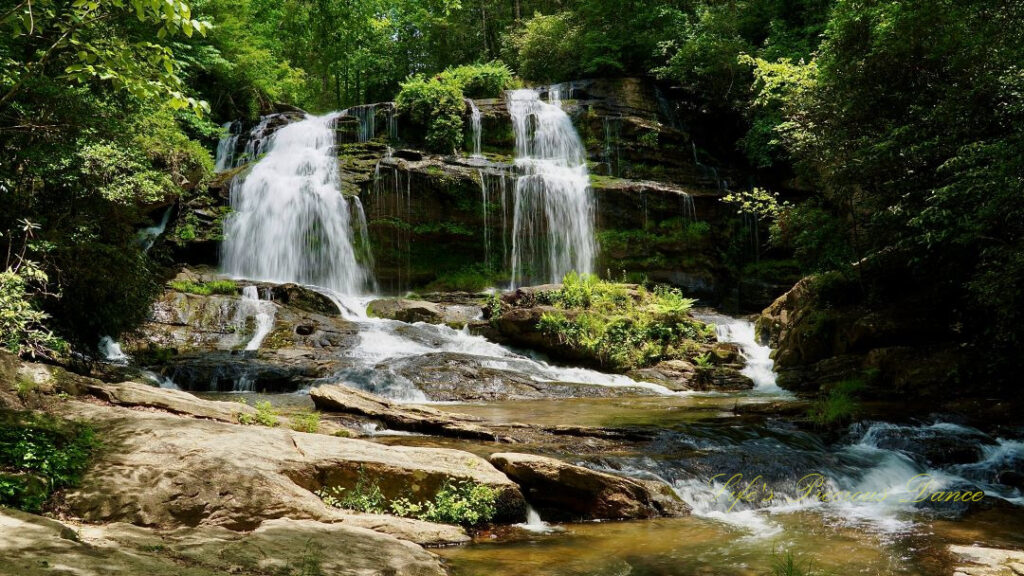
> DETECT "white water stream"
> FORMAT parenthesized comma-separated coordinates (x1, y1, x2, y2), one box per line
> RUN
(221, 113, 370, 294)
(507, 88, 596, 287)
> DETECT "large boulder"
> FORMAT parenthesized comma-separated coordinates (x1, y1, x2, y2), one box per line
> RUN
(122, 273, 358, 392)
(309, 383, 497, 440)
(0, 508, 449, 576)
(57, 398, 527, 530)
(489, 452, 689, 521)
(367, 298, 481, 326)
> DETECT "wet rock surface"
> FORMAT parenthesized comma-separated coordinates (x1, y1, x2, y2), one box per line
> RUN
(387, 352, 657, 401)
(310, 383, 497, 440)
(489, 452, 690, 521)
(123, 269, 358, 391)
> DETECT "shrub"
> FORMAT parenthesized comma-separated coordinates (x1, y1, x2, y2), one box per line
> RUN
(438, 61, 517, 99)
(0, 411, 96, 512)
(237, 399, 279, 427)
(535, 273, 706, 370)
(1, 263, 68, 359)
(318, 477, 497, 526)
(503, 13, 583, 83)
(396, 76, 465, 154)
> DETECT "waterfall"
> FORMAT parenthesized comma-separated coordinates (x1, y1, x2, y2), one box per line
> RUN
(351, 105, 376, 142)
(507, 88, 596, 287)
(98, 336, 129, 363)
(214, 121, 240, 172)
(371, 162, 413, 293)
(694, 312, 784, 393)
(240, 286, 275, 351)
(221, 113, 370, 294)
(468, 99, 482, 158)
(136, 205, 173, 252)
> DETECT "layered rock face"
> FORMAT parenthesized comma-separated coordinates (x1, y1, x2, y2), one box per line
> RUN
(121, 268, 358, 392)
(184, 78, 796, 310)
(756, 275, 961, 399)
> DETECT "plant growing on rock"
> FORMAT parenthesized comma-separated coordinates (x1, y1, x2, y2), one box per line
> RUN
(290, 412, 320, 434)
(534, 273, 707, 370)
(318, 476, 497, 526)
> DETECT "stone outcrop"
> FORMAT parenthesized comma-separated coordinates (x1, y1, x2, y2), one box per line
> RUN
(309, 383, 497, 440)
(949, 545, 1024, 576)
(122, 269, 358, 392)
(178, 78, 790, 309)
(756, 276, 959, 397)
(56, 397, 527, 529)
(0, 508, 449, 576)
(367, 298, 482, 327)
(86, 380, 256, 422)
(489, 452, 689, 521)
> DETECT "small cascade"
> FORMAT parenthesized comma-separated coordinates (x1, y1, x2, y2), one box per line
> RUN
(240, 285, 275, 351)
(517, 505, 560, 534)
(214, 121, 240, 171)
(696, 312, 783, 393)
(507, 88, 597, 287)
(141, 370, 179, 390)
(467, 99, 483, 157)
(239, 115, 275, 165)
(221, 113, 370, 294)
(351, 104, 376, 142)
(370, 162, 413, 293)
(679, 193, 697, 221)
(691, 142, 728, 191)
(602, 116, 622, 176)
(386, 106, 398, 140)
(98, 336, 129, 363)
(136, 205, 173, 252)
(478, 170, 490, 267)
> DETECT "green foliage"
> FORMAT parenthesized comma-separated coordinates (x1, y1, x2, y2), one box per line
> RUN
(237, 399, 278, 427)
(0, 260, 67, 359)
(808, 378, 865, 428)
(290, 412, 320, 434)
(169, 279, 238, 295)
(0, 411, 96, 512)
(318, 475, 387, 514)
(504, 13, 582, 83)
(424, 264, 502, 293)
(318, 476, 497, 526)
(769, 549, 820, 576)
(437, 61, 517, 99)
(536, 273, 706, 370)
(395, 75, 465, 154)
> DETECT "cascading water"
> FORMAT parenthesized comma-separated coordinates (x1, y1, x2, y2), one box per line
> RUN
(214, 121, 240, 171)
(507, 88, 596, 287)
(98, 336, 129, 363)
(240, 285, 275, 351)
(468, 99, 483, 158)
(221, 113, 369, 294)
(696, 312, 784, 393)
(136, 205, 173, 252)
(350, 105, 376, 142)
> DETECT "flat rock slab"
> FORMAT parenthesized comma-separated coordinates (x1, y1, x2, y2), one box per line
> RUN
(489, 452, 689, 521)
(86, 380, 255, 422)
(310, 383, 497, 440)
(949, 545, 1024, 576)
(56, 399, 525, 530)
(0, 508, 448, 576)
